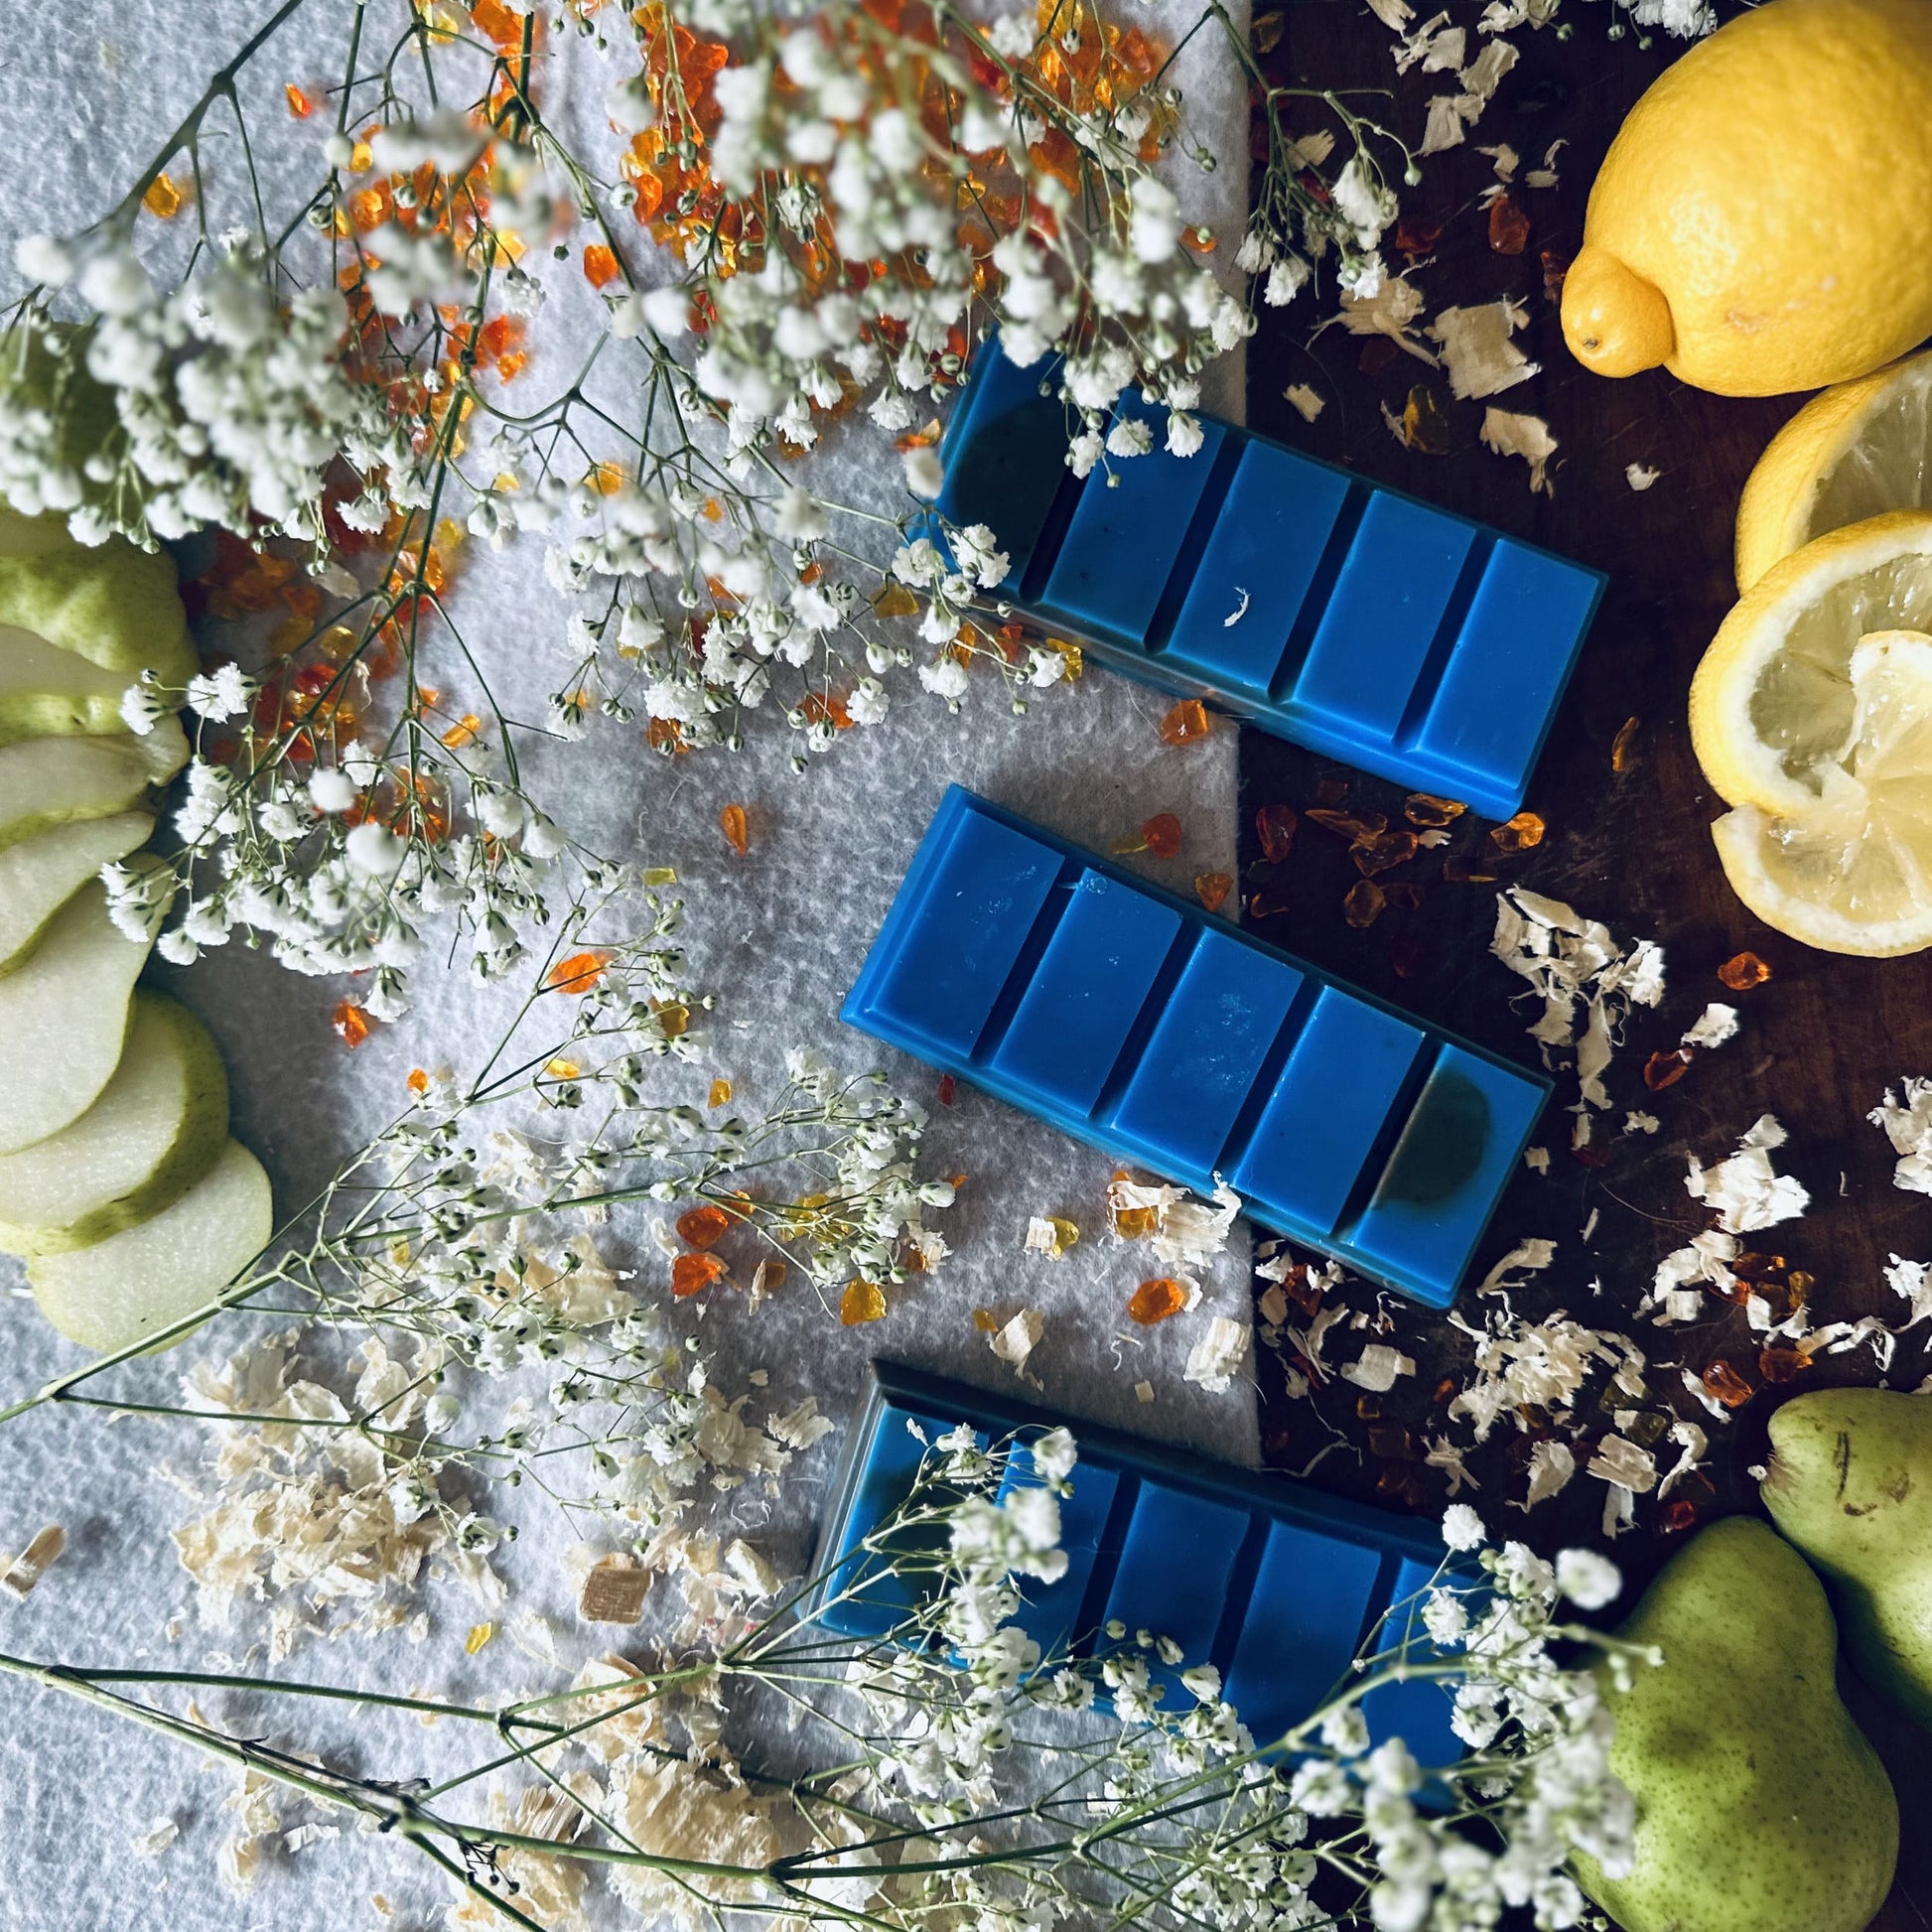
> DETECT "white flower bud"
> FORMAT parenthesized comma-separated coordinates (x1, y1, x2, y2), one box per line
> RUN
(308, 768, 356, 814)
(345, 821, 404, 876)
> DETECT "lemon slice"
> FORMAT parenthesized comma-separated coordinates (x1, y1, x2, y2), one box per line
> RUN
(1736, 350, 1932, 592)
(1691, 511, 1932, 818)
(1712, 629, 1932, 954)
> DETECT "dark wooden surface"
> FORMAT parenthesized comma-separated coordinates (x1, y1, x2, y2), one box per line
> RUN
(1238, 10, 1932, 1927)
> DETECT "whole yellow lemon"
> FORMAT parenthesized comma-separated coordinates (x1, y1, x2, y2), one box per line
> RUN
(1563, 0, 1932, 397)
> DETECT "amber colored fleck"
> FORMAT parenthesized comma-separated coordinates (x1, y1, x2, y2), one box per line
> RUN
(1352, 829, 1419, 878)
(1610, 715, 1641, 772)
(1758, 1345, 1810, 1385)
(1661, 1498, 1699, 1535)
(841, 1279, 888, 1325)
(720, 802, 750, 855)
(937, 1072, 956, 1107)
(1404, 793, 1465, 829)
(1112, 1204, 1161, 1241)
(1159, 697, 1212, 746)
(677, 1203, 733, 1250)
(750, 1258, 787, 1298)
(465, 1620, 494, 1654)
(1251, 7, 1285, 53)
(872, 582, 920, 619)
(143, 173, 186, 219)
(582, 242, 621, 289)
(1397, 384, 1450, 456)
(1392, 212, 1443, 264)
(1128, 1278, 1189, 1325)
(653, 1002, 690, 1039)
(1719, 950, 1772, 991)
(332, 999, 372, 1047)
(1643, 1048, 1693, 1092)
(1488, 810, 1545, 854)
(1540, 248, 1571, 304)
(440, 713, 483, 750)
(545, 948, 614, 995)
(1443, 858, 1499, 885)
(1487, 192, 1531, 255)
(286, 82, 315, 118)
(1308, 806, 1388, 842)
(1255, 802, 1298, 864)
(672, 1251, 727, 1299)
(640, 866, 678, 888)
(1731, 1251, 1787, 1282)
(1248, 888, 1292, 921)
(972, 1308, 1002, 1333)
(1140, 812, 1183, 859)
(544, 1058, 582, 1081)
(406, 1067, 429, 1095)
(1194, 871, 1233, 914)
(1700, 1359, 1756, 1409)
(1343, 879, 1387, 928)
(1367, 1423, 1416, 1460)
(1383, 882, 1424, 911)
(708, 1077, 733, 1109)
(579, 1560, 650, 1624)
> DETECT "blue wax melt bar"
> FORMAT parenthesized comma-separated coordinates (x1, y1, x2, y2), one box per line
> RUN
(808, 1361, 1474, 1772)
(927, 336, 1604, 821)
(843, 788, 1549, 1310)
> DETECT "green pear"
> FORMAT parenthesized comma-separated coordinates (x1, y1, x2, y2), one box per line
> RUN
(1762, 1386, 1932, 1728)
(0, 621, 143, 748)
(30, 1138, 272, 1354)
(0, 719, 188, 853)
(0, 517, 194, 685)
(0, 881, 152, 1154)
(1574, 1515, 1896, 1932)
(0, 990, 227, 1254)
(0, 808, 152, 973)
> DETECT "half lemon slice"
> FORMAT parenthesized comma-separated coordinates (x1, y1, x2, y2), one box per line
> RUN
(1693, 513, 1932, 955)
(1736, 349, 1932, 592)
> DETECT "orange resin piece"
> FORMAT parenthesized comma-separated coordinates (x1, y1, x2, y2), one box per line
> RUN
(1487, 193, 1530, 255)
(1342, 879, 1386, 928)
(406, 1067, 430, 1095)
(672, 1251, 727, 1298)
(1700, 1359, 1756, 1409)
(1159, 698, 1212, 745)
(143, 173, 186, 219)
(720, 802, 750, 854)
(1610, 716, 1640, 772)
(1140, 812, 1182, 859)
(1194, 872, 1233, 914)
(286, 82, 315, 118)
(1254, 802, 1297, 863)
(1757, 1345, 1810, 1384)
(676, 1203, 733, 1250)
(1403, 793, 1464, 829)
(544, 1057, 582, 1080)
(332, 1000, 372, 1047)
(582, 243, 621, 289)
(1128, 1278, 1189, 1324)
(708, 1077, 733, 1108)
(1488, 811, 1545, 854)
(545, 948, 614, 994)
(1643, 1048, 1693, 1091)
(1351, 829, 1418, 878)
(840, 1279, 888, 1325)
(1719, 950, 1771, 991)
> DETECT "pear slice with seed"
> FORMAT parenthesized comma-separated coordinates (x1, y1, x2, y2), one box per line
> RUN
(30, 1139, 271, 1353)
(0, 991, 227, 1254)
(0, 809, 152, 975)
(0, 882, 152, 1154)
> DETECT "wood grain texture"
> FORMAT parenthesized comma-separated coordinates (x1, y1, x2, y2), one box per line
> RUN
(1240, 10, 1932, 1927)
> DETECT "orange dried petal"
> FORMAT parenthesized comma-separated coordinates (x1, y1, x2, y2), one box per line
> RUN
(676, 1203, 733, 1250)
(545, 948, 614, 994)
(720, 802, 749, 855)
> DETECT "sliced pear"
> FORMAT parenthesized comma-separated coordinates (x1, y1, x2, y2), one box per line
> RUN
(29, 1139, 272, 1353)
(0, 719, 189, 854)
(0, 991, 227, 1254)
(0, 540, 195, 683)
(0, 809, 152, 974)
(0, 622, 139, 749)
(0, 882, 151, 1154)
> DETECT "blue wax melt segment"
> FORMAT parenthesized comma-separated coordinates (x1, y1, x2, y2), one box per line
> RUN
(1347, 1043, 1550, 1307)
(1162, 440, 1355, 696)
(990, 871, 1181, 1114)
(843, 788, 1550, 1310)
(1293, 496, 1480, 741)
(1103, 1480, 1251, 1675)
(994, 1443, 1122, 1661)
(1223, 1520, 1385, 1749)
(809, 1362, 1477, 1777)
(1231, 990, 1427, 1237)
(927, 343, 1074, 583)
(1037, 405, 1229, 646)
(1108, 928, 1304, 1177)
(929, 334, 1605, 819)
(1414, 540, 1608, 803)
(819, 1400, 983, 1641)
(847, 805, 1062, 1061)
(1360, 1557, 1466, 1771)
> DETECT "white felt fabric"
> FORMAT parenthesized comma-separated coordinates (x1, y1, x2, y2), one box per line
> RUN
(0, 3, 1249, 1922)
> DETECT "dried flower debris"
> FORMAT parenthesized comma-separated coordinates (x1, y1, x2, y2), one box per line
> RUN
(1871, 1077, 1932, 1193)
(1479, 407, 1559, 493)
(1429, 299, 1538, 399)
(0, 1524, 67, 1599)
(1686, 1115, 1810, 1234)
(1184, 1317, 1252, 1393)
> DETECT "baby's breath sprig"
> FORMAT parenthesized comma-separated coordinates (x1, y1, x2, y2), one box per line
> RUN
(0, 1436, 1643, 1932)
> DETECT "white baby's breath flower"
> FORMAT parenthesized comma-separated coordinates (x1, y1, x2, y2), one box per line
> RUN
(1442, 1503, 1486, 1551)
(344, 822, 404, 877)
(1554, 1548, 1621, 1610)
(185, 663, 250, 723)
(901, 446, 944, 499)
